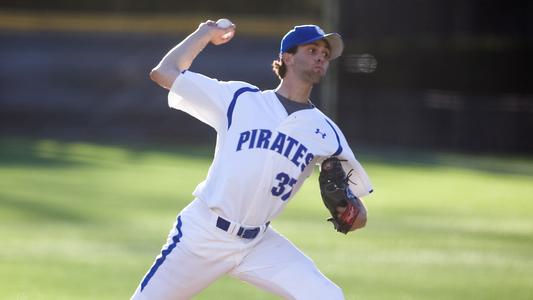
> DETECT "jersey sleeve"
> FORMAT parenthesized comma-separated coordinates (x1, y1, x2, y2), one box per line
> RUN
(168, 70, 241, 132)
(333, 123, 374, 197)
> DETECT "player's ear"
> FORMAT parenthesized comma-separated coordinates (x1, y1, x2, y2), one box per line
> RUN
(282, 52, 294, 66)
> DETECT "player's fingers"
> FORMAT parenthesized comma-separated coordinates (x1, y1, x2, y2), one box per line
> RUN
(213, 28, 235, 45)
(223, 25, 236, 37)
(221, 28, 235, 40)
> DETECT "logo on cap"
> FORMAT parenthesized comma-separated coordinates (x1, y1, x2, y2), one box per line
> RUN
(315, 27, 325, 36)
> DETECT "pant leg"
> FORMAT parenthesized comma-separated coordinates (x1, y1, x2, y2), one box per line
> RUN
(229, 227, 344, 300)
(131, 207, 236, 300)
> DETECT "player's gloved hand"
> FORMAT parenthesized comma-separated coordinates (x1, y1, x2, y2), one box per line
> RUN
(319, 157, 367, 234)
(335, 199, 367, 231)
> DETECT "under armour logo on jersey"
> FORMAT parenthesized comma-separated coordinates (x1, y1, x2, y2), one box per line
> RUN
(315, 128, 326, 139)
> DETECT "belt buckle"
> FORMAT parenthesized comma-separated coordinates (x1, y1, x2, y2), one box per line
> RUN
(216, 216, 264, 239)
(239, 227, 260, 239)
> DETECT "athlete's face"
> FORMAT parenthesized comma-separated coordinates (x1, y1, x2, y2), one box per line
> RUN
(288, 40, 331, 84)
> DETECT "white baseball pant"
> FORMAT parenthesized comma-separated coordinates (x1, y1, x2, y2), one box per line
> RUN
(130, 199, 344, 300)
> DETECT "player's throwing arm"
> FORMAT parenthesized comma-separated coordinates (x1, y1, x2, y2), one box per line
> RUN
(150, 19, 236, 90)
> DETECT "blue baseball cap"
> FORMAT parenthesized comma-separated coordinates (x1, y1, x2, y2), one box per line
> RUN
(280, 25, 344, 60)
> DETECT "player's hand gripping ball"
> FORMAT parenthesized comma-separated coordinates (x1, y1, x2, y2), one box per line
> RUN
(208, 18, 234, 43)
(319, 157, 362, 234)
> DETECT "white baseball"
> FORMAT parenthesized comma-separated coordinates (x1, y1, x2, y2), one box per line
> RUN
(216, 18, 232, 29)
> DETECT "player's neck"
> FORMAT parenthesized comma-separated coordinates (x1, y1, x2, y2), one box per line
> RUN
(275, 78, 313, 104)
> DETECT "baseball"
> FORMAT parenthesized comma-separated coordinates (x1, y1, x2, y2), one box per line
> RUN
(216, 18, 232, 29)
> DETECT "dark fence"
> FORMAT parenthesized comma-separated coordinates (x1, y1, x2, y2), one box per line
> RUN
(337, 0, 533, 153)
(0, 30, 281, 144)
(1, 0, 321, 15)
(1, 1, 532, 153)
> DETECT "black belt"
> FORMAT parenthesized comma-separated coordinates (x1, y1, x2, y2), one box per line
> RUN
(216, 216, 270, 239)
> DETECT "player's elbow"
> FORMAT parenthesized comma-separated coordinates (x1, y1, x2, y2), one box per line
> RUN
(149, 68, 168, 88)
(149, 68, 159, 81)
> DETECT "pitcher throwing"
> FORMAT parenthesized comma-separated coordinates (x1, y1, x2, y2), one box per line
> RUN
(131, 19, 373, 300)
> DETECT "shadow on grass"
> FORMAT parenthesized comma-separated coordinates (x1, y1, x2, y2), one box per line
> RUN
(0, 137, 214, 169)
(0, 137, 213, 224)
(378, 214, 533, 247)
(0, 192, 90, 223)
(1, 137, 532, 176)
(0, 139, 88, 168)
(357, 146, 533, 177)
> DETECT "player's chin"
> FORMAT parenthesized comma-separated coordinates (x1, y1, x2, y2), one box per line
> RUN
(304, 70, 325, 84)
(309, 73, 324, 84)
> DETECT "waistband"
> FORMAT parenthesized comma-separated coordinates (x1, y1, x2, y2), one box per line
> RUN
(194, 199, 270, 240)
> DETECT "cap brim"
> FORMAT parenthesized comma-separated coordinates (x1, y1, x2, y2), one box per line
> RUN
(323, 33, 344, 60)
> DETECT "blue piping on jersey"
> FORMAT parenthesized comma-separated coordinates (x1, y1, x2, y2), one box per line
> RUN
(325, 119, 343, 156)
(227, 87, 260, 129)
(140, 216, 183, 292)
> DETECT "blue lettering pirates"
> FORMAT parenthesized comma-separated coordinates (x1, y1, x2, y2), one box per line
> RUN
(236, 129, 315, 172)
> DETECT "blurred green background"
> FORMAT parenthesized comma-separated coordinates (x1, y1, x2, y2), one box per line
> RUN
(1, 0, 532, 299)
(1, 138, 532, 299)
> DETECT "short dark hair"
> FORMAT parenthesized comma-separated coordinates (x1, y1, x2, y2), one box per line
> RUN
(272, 46, 297, 79)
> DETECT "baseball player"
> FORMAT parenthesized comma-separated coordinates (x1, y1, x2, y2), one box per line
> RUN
(131, 20, 373, 300)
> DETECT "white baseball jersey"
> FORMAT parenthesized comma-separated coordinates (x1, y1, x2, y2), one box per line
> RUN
(168, 70, 373, 227)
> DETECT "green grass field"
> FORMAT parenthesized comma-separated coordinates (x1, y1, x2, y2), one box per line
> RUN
(1, 137, 532, 300)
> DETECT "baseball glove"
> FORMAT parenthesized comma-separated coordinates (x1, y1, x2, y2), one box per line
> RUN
(319, 157, 361, 234)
